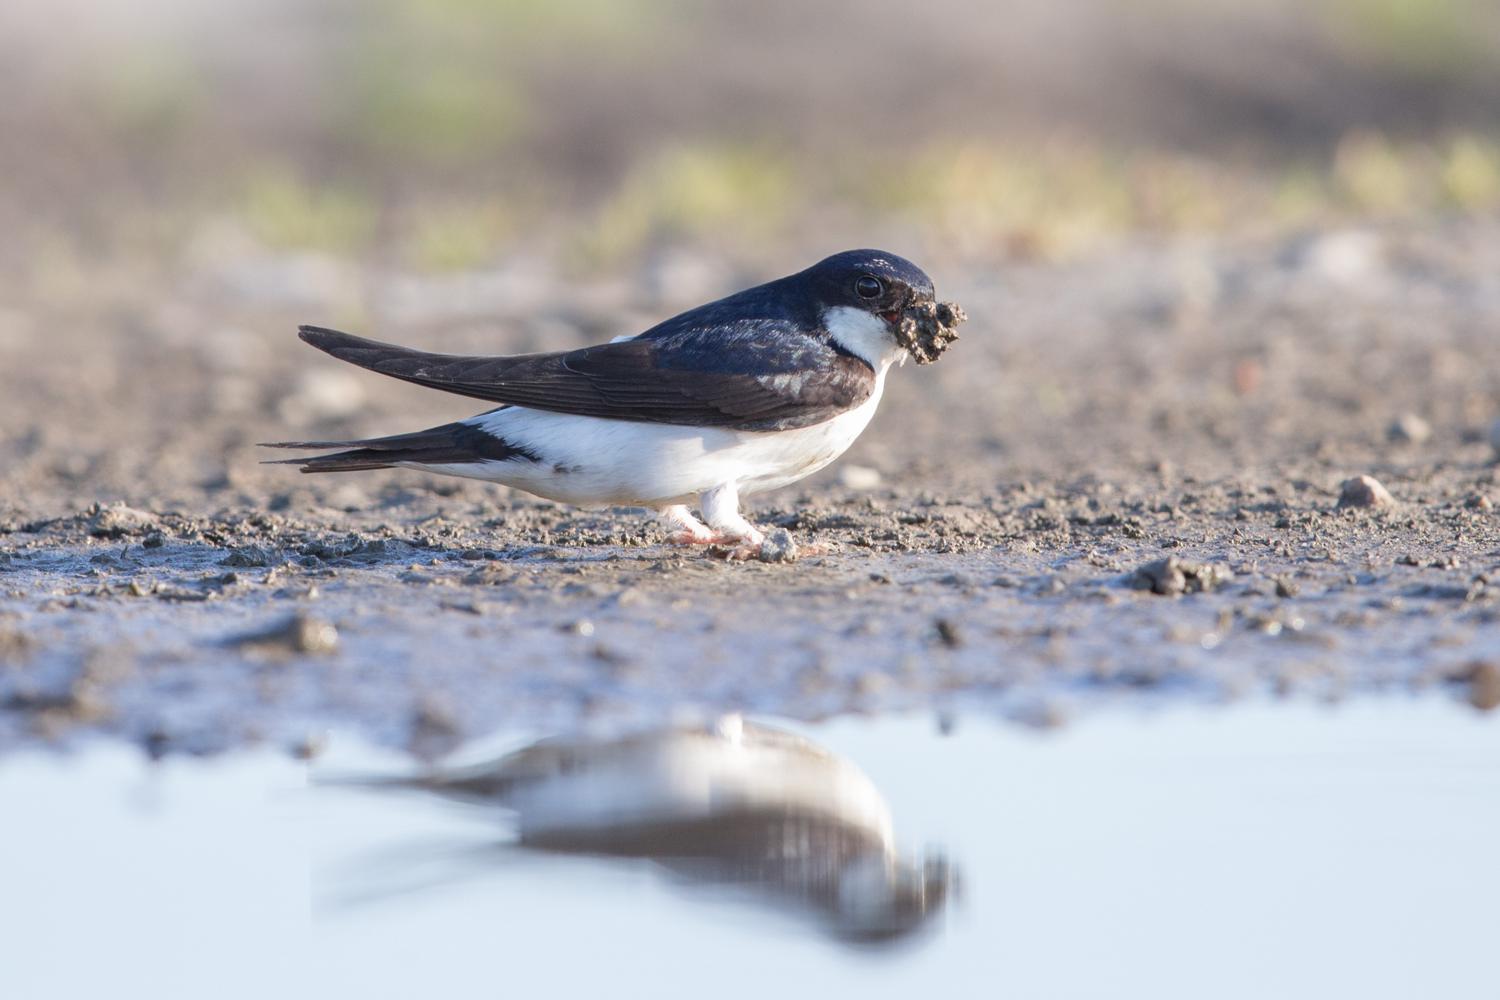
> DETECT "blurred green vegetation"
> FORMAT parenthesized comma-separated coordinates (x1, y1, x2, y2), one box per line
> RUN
(224, 131, 1500, 267)
(866, 133, 1500, 260)
(574, 146, 795, 265)
(1325, 0, 1491, 75)
(96, 51, 206, 143)
(405, 200, 517, 271)
(241, 170, 377, 254)
(15, 0, 1500, 271)
(330, 0, 670, 165)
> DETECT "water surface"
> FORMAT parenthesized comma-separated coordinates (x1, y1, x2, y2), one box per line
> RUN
(2, 700, 1495, 999)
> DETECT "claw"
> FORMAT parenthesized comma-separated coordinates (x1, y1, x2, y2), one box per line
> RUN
(669, 528, 724, 546)
(715, 541, 765, 562)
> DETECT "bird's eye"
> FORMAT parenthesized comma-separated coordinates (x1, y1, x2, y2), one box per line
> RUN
(855, 275, 884, 299)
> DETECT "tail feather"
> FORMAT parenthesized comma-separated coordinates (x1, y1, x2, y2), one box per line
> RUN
(295, 325, 540, 405)
(260, 420, 538, 474)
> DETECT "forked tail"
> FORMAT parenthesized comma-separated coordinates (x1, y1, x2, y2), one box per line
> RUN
(261, 420, 536, 473)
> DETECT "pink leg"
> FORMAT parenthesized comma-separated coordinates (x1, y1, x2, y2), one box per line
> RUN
(660, 504, 723, 546)
(701, 483, 767, 560)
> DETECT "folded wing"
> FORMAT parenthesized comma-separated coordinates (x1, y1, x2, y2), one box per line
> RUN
(297, 321, 874, 432)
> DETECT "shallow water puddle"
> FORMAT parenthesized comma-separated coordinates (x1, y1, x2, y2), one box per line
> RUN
(2, 700, 1496, 1000)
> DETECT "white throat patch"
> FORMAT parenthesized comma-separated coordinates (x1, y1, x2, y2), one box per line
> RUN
(824, 305, 906, 371)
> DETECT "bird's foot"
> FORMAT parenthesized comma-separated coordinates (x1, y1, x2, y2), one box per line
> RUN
(661, 504, 722, 546)
(706, 525, 766, 562)
(717, 541, 766, 562)
(713, 527, 831, 563)
(669, 526, 725, 546)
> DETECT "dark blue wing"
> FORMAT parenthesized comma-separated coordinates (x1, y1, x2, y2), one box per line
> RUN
(297, 307, 875, 432)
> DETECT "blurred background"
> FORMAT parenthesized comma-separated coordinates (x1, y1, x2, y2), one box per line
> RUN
(7, 0, 1500, 271)
(4, 0, 1500, 509)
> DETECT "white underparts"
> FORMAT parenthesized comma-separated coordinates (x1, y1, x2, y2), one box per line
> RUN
(406, 308, 905, 539)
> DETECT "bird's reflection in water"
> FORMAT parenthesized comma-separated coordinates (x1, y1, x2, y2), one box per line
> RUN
(343, 716, 955, 945)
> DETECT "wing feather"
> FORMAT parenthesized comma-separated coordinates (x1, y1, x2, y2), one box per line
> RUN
(297, 319, 874, 432)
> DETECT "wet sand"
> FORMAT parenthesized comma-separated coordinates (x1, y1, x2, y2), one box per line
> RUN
(3, 222, 1499, 754)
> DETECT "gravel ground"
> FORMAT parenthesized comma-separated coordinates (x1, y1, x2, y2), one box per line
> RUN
(3, 222, 1500, 755)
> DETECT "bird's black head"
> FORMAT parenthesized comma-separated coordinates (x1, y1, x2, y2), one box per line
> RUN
(801, 249, 936, 322)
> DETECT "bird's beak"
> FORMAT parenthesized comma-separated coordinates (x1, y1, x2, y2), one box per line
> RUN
(882, 290, 933, 327)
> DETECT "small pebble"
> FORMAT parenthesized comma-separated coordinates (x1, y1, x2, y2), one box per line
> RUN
(838, 464, 883, 491)
(1462, 661, 1500, 712)
(1337, 475, 1395, 509)
(409, 695, 462, 760)
(1231, 358, 1262, 396)
(1300, 229, 1384, 285)
(285, 616, 339, 654)
(1387, 413, 1431, 445)
(0, 629, 33, 662)
(275, 370, 367, 424)
(1130, 556, 1233, 596)
(233, 613, 339, 655)
(934, 618, 963, 649)
(758, 528, 799, 563)
(221, 545, 279, 568)
(289, 733, 327, 760)
(88, 503, 158, 539)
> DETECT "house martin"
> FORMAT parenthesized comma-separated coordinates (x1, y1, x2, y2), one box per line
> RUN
(264, 249, 964, 553)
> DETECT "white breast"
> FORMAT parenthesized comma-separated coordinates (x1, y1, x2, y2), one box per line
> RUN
(729, 383, 886, 494)
(413, 307, 905, 506)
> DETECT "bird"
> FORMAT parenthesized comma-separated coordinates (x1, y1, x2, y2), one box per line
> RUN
(264, 249, 960, 554)
(331, 716, 954, 942)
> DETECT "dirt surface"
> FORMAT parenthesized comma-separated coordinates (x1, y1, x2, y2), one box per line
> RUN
(4, 222, 1500, 756)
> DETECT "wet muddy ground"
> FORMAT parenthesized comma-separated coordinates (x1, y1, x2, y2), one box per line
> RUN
(3, 222, 1500, 755)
